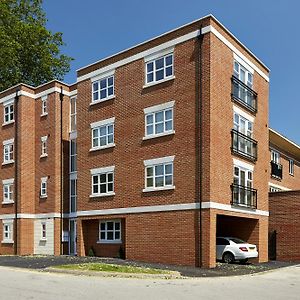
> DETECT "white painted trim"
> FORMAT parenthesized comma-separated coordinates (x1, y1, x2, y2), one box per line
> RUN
(233, 105, 255, 123)
(69, 172, 78, 180)
(90, 165, 115, 175)
(69, 131, 77, 140)
(90, 117, 115, 129)
(144, 155, 175, 167)
(0, 214, 15, 220)
(233, 53, 254, 74)
(77, 30, 200, 83)
(69, 90, 77, 97)
(2, 98, 14, 106)
(41, 177, 48, 182)
(202, 25, 269, 82)
(90, 95, 115, 106)
(144, 47, 174, 62)
(233, 158, 254, 171)
(2, 178, 14, 185)
(268, 182, 291, 191)
(143, 130, 175, 141)
(0, 213, 61, 220)
(41, 95, 47, 101)
(89, 143, 115, 152)
(41, 136, 48, 142)
(143, 75, 175, 89)
(3, 138, 14, 145)
(91, 69, 115, 83)
(2, 120, 15, 127)
(144, 101, 175, 114)
(90, 192, 116, 198)
(143, 186, 175, 193)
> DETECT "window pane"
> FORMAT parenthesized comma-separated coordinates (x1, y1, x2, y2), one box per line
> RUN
(100, 137, 106, 146)
(115, 231, 120, 240)
(165, 164, 173, 175)
(146, 125, 153, 135)
(107, 232, 114, 240)
(100, 79, 107, 89)
(147, 62, 153, 72)
(147, 73, 154, 83)
(147, 177, 153, 187)
(100, 174, 106, 183)
(146, 114, 153, 124)
(100, 90, 107, 99)
(100, 184, 107, 193)
(100, 127, 106, 136)
(93, 82, 99, 92)
(93, 175, 99, 184)
(165, 120, 172, 131)
(107, 222, 114, 230)
(107, 125, 113, 134)
(107, 173, 113, 182)
(146, 167, 153, 177)
(166, 66, 173, 77)
(155, 58, 164, 69)
(155, 176, 164, 187)
(156, 69, 164, 81)
(155, 111, 163, 122)
(108, 183, 113, 192)
(100, 223, 105, 230)
(155, 123, 164, 134)
(165, 55, 172, 66)
(108, 87, 114, 96)
(115, 222, 120, 230)
(155, 165, 164, 176)
(165, 175, 173, 185)
(107, 76, 113, 86)
(100, 232, 105, 240)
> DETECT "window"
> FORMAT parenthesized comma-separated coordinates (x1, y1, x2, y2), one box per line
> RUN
(2, 221, 13, 243)
(70, 178, 77, 213)
(3, 139, 14, 164)
(234, 61, 253, 88)
(3, 103, 14, 124)
(143, 156, 175, 192)
(91, 118, 115, 150)
(146, 53, 173, 84)
(41, 222, 46, 240)
(41, 136, 48, 157)
(41, 96, 47, 116)
(92, 75, 114, 102)
(233, 165, 253, 206)
(271, 150, 280, 164)
(269, 186, 281, 192)
(92, 172, 114, 196)
(40, 177, 48, 198)
(70, 97, 77, 132)
(99, 220, 121, 243)
(70, 139, 77, 173)
(2, 179, 14, 204)
(289, 159, 294, 176)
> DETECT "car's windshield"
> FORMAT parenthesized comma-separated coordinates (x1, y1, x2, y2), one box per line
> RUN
(229, 238, 246, 244)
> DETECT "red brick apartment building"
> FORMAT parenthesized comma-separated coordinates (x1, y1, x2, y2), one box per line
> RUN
(0, 15, 271, 268)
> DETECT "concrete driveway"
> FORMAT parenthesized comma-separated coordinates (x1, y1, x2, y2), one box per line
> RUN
(0, 264, 299, 300)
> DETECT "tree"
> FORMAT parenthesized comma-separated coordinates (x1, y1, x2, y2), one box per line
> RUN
(0, 0, 73, 91)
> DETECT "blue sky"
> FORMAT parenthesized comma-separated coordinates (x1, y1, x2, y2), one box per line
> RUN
(43, 0, 300, 143)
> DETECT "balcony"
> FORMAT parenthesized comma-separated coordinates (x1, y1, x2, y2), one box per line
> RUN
(231, 76, 257, 113)
(231, 129, 257, 161)
(271, 161, 283, 180)
(231, 184, 257, 209)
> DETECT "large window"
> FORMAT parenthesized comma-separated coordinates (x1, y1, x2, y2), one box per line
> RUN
(2, 221, 13, 243)
(99, 220, 121, 243)
(70, 139, 77, 173)
(3, 140, 14, 164)
(145, 53, 173, 84)
(3, 103, 14, 124)
(92, 122, 114, 150)
(92, 172, 114, 196)
(2, 179, 14, 204)
(271, 150, 280, 163)
(146, 108, 173, 136)
(70, 96, 76, 132)
(234, 61, 253, 88)
(92, 75, 114, 102)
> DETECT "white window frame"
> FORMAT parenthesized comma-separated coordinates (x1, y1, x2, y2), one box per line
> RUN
(3, 139, 14, 165)
(2, 178, 14, 204)
(289, 159, 294, 176)
(145, 51, 174, 86)
(91, 72, 115, 104)
(41, 136, 48, 157)
(234, 60, 253, 88)
(233, 165, 253, 206)
(143, 156, 175, 192)
(98, 220, 121, 244)
(271, 150, 280, 164)
(70, 96, 77, 132)
(90, 166, 115, 197)
(270, 186, 281, 192)
(3, 101, 14, 125)
(40, 177, 48, 198)
(2, 220, 13, 243)
(90, 118, 115, 151)
(70, 139, 77, 173)
(41, 222, 47, 240)
(41, 96, 48, 116)
(143, 101, 175, 140)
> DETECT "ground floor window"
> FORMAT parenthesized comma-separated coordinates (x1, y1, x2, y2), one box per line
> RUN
(99, 220, 121, 243)
(2, 221, 13, 243)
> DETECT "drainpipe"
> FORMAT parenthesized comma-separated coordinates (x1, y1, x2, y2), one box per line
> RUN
(14, 88, 20, 255)
(60, 87, 64, 255)
(196, 28, 204, 267)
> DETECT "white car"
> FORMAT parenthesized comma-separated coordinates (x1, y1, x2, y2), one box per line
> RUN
(216, 237, 258, 263)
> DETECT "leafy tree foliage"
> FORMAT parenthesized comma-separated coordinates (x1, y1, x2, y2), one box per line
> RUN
(0, 0, 73, 91)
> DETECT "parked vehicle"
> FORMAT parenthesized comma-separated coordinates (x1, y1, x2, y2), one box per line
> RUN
(216, 237, 258, 263)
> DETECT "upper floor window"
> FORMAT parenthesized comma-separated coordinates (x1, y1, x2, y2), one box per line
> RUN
(2, 178, 14, 204)
(234, 61, 253, 88)
(91, 118, 115, 151)
(92, 75, 114, 102)
(90, 166, 115, 197)
(41, 96, 47, 116)
(2, 221, 13, 243)
(271, 150, 280, 164)
(41, 136, 48, 157)
(70, 97, 77, 132)
(144, 101, 175, 140)
(40, 177, 48, 198)
(70, 139, 77, 173)
(143, 156, 175, 192)
(3, 139, 14, 164)
(3, 103, 14, 125)
(145, 53, 173, 84)
(289, 159, 294, 176)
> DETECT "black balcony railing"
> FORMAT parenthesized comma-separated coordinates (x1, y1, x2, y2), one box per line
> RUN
(271, 161, 283, 179)
(231, 76, 257, 113)
(231, 184, 257, 209)
(231, 129, 257, 161)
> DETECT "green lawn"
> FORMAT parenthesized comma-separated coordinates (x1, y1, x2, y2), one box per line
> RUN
(56, 263, 170, 275)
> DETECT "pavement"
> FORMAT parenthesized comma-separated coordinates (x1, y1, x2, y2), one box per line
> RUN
(0, 255, 298, 277)
(0, 264, 299, 300)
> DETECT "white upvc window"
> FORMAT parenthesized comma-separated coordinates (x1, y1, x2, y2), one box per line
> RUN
(41, 136, 48, 157)
(90, 166, 115, 197)
(234, 61, 253, 88)
(99, 220, 121, 243)
(40, 177, 48, 198)
(3, 139, 14, 164)
(2, 220, 13, 243)
(289, 159, 294, 176)
(70, 139, 77, 173)
(270, 186, 281, 192)
(90, 118, 115, 150)
(143, 156, 175, 192)
(41, 222, 47, 240)
(41, 96, 48, 116)
(3, 102, 14, 125)
(271, 150, 280, 164)
(92, 75, 114, 102)
(233, 165, 253, 206)
(145, 52, 174, 85)
(2, 178, 14, 204)
(143, 101, 175, 139)
(70, 96, 77, 132)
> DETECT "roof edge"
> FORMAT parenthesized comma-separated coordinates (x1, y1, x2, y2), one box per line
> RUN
(269, 128, 300, 151)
